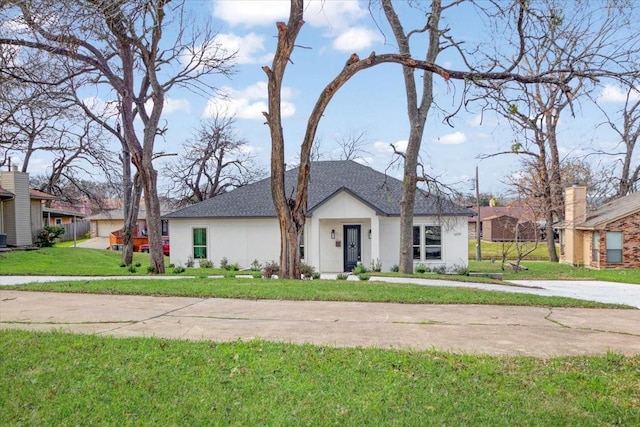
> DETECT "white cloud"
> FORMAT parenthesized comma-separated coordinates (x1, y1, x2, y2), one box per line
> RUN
(598, 84, 640, 103)
(435, 131, 467, 145)
(373, 139, 407, 153)
(203, 81, 296, 120)
(213, 0, 366, 30)
(332, 27, 382, 52)
(81, 96, 119, 118)
(213, 1, 288, 26)
(164, 98, 191, 114)
(216, 32, 272, 64)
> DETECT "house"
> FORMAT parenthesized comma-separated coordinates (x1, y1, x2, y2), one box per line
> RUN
(468, 205, 538, 241)
(165, 160, 472, 272)
(559, 185, 640, 268)
(0, 166, 55, 247)
(86, 204, 170, 238)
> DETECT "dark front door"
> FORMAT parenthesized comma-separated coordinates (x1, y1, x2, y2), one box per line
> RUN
(343, 225, 361, 272)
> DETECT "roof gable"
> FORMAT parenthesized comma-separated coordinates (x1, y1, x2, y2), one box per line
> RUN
(165, 160, 472, 219)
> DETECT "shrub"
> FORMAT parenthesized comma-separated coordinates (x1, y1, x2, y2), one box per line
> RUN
(135, 262, 142, 267)
(262, 261, 279, 279)
(370, 258, 382, 272)
(415, 263, 428, 274)
(432, 265, 447, 274)
(312, 273, 321, 280)
(300, 262, 316, 278)
(358, 273, 371, 281)
(451, 264, 469, 275)
(120, 263, 127, 268)
(220, 257, 229, 270)
(168, 263, 175, 268)
(228, 263, 240, 271)
(352, 264, 367, 275)
(390, 264, 399, 272)
(185, 256, 194, 268)
(250, 259, 262, 271)
(127, 265, 137, 273)
(199, 259, 214, 268)
(35, 226, 65, 248)
(146, 265, 156, 274)
(172, 266, 186, 274)
(336, 273, 349, 280)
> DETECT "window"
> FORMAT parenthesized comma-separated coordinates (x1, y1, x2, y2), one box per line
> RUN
(299, 230, 305, 260)
(193, 227, 207, 259)
(424, 226, 442, 260)
(55, 218, 62, 225)
(161, 220, 169, 236)
(592, 231, 599, 262)
(606, 231, 622, 263)
(413, 225, 442, 261)
(412, 226, 421, 260)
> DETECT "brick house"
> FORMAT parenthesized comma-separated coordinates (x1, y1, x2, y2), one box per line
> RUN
(559, 186, 640, 268)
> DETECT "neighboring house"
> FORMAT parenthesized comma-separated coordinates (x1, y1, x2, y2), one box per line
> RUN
(42, 207, 87, 226)
(468, 205, 538, 241)
(165, 160, 472, 273)
(559, 186, 640, 268)
(0, 166, 55, 247)
(86, 206, 170, 238)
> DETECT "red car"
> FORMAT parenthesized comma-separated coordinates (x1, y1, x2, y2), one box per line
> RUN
(139, 238, 170, 256)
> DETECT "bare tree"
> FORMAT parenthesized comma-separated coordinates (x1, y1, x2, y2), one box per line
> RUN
(591, 82, 640, 198)
(262, 0, 583, 278)
(333, 130, 371, 161)
(1, 0, 234, 273)
(476, 0, 639, 262)
(163, 115, 266, 206)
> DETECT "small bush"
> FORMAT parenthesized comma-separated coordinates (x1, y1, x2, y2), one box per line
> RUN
(390, 264, 399, 272)
(300, 262, 316, 278)
(35, 226, 65, 248)
(262, 261, 279, 279)
(415, 263, 428, 274)
(451, 264, 469, 275)
(370, 258, 382, 272)
(250, 259, 262, 271)
(220, 257, 229, 270)
(168, 263, 175, 268)
(146, 265, 156, 274)
(432, 265, 447, 274)
(228, 263, 240, 271)
(127, 265, 137, 273)
(135, 262, 142, 267)
(199, 259, 214, 268)
(336, 273, 349, 280)
(358, 273, 371, 281)
(185, 256, 194, 268)
(312, 273, 321, 280)
(172, 266, 186, 274)
(120, 263, 127, 268)
(352, 264, 367, 275)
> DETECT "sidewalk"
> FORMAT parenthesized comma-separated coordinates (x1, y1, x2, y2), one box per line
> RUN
(1, 290, 639, 357)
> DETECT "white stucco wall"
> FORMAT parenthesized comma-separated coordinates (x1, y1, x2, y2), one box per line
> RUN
(169, 217, 280, 269)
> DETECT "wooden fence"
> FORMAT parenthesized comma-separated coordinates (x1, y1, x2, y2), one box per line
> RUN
(49, 221, 91, 242)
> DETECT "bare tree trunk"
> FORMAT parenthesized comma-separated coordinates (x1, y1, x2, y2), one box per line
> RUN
(122, 172, 141, 266)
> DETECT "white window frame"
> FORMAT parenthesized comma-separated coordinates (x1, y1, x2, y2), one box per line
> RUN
(606, 231, 623, 264)
(412, 224, 442, 262)
(192, 227, 208, 259)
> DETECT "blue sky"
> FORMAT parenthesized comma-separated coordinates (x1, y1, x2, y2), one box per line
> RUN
(18, 0, 636, 198)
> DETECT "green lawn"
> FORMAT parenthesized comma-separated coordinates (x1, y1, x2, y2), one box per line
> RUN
(469, 240, 552, 261)
(1, 330, 638, 426)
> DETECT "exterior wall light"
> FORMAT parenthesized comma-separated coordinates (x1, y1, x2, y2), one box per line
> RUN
(331, 229, 335, 239)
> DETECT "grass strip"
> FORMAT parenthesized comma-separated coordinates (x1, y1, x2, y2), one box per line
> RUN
(2, 277, 628, 308)
(1, 330, 638, 426)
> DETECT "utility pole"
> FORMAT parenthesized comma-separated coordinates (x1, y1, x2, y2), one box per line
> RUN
(475, 165, 481, 261)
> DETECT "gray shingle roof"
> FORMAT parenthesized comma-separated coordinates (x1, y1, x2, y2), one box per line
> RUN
(165, 160, 472, 219)
(578, 191, 640, 229)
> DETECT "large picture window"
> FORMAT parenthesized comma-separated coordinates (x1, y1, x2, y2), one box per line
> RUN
(606, 231, 622, 263)
(193, 227, 207, 259)
(413, 225, 442, 261)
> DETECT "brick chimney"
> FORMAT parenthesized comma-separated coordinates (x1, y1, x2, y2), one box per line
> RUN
(565, 185, 587, 226)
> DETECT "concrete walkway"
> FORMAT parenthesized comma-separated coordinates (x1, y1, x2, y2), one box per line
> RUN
(1, 288, 639, 357)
